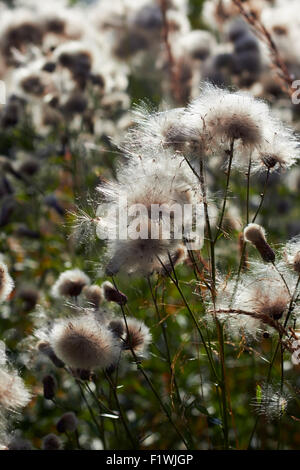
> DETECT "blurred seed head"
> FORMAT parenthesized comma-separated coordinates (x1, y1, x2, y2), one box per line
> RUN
(42, 433, 62, 450)
(56, 412, 78, 434)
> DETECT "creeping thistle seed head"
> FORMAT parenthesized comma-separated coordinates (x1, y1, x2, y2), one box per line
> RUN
(97, 150, 201, 275)
(49, 315, 122, 370)
(42, 433, 62, 450)
(122, 318, 152, 356)
(122, 105, 190, 154)
(83, 285, 103, 309)
(101, 281, 127, 305)
(187, 83, 267, 153)
(0, 260, 14, 303)
(236, 266, 291, 321)
(56, 412, 78, 434)
(0, 353, 31, 412)
(253, 128, 299, 174)
(51, 269, 90, 299)
(244, 223, 275, 263)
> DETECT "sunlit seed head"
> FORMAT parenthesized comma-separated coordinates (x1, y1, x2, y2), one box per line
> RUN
(122, 318, 152, 356)
(0, 367, 31, 412)
(50, 315, 122, 370)
(51, 269, 90, 299)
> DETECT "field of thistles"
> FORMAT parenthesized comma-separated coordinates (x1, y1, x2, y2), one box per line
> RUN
(0, 0, 300, 452)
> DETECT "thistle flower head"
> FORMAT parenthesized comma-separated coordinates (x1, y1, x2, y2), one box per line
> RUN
(0, 260, 14, 303)
(51, 269, 90, 299)
(49, 315, 122, 370)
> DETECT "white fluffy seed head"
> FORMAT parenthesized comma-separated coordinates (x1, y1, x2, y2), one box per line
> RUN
(187, 84, 267, 152)
(122, 317, 152, 356)
(0, 367, 31, 412)
(51, 269, 90, 298)
(49, 315, 122, 370)
(0, 260, 14, 303)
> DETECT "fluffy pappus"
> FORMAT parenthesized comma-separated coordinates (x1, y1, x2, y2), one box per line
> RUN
(49, 315, 122, 370)
(0, 351, 31, 412)
(122, 318, 152, 356)
(51, 269, 90, 299)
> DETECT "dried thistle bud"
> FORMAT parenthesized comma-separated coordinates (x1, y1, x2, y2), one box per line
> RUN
(243, 223, 275, 263)
(37, 341, 65, 369)
(83, 285, 103, 309)
(56, 412, 78, 434)
(101, 281, 127, 305)
(42, 375, 56, 400)
(42, 433, 62, 450)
